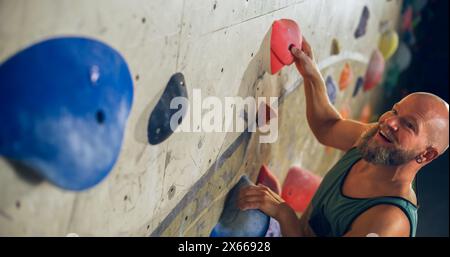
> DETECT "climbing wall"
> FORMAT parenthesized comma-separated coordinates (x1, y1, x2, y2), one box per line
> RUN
(0, 0, 402, 236)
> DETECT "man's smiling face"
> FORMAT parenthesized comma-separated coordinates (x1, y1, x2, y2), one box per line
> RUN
(357, 93, 445, 166)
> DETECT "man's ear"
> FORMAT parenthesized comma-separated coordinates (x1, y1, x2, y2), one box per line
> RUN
(423, 147, 439, 163)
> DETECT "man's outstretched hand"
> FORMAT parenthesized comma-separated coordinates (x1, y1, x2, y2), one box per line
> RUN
(291, 38, 321, 81)
(238, 184, 291, 221)
(238, 184, 304, 236)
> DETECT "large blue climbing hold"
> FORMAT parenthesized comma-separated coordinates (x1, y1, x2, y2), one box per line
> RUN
(325, 76, 337, 105)
(0, 37, 134, 190)
(210, 175, 270, 237)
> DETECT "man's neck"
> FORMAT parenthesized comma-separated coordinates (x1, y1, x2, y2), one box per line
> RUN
(356, 160, 418, 187)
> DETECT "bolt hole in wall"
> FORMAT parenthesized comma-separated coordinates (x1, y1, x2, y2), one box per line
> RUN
(96, 110, 105, 124)
(168, 185, 176, 200)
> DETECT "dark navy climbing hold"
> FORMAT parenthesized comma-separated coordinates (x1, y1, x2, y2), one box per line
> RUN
(0, 37, 133, 190)
(352, 76, 364, 97)
(210, 175, 270, 237)
(354, 6, 370, 39)
(325, 76, 337, 105)
(147, 72, 187, 145)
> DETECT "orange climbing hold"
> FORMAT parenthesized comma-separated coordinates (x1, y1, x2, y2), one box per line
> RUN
(281, 167, 322, 213)
(257, 164, 281, 194)
(338, 63, 353, 91)
(359, 104, 373, 123)
(339, 104, 352, 120)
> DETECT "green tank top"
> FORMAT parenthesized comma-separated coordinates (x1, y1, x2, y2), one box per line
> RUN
(308, 147, 418, 237)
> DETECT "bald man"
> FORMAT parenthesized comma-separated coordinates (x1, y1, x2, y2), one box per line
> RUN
(238, 38, 449, 237)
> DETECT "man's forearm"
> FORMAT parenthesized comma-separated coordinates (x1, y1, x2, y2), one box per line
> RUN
(303, 74, 341, 141)
(275, 204, 303, 237)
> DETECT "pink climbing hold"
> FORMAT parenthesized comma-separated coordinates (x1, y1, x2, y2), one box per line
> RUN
(281, 167, 322, 213)
(363, 49, 385, 92)
(270, 19, 302, 74)
(402, 6, 414, 32)
(257, 164, 281, 194)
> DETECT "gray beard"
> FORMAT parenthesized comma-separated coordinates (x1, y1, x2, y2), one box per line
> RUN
(357, 126, 418, 166)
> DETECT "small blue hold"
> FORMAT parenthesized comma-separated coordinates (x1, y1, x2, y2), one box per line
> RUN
(210, 175, 270, 237)
(325, 76, 337, 105)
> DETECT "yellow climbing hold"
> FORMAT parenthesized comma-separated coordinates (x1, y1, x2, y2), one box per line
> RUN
(378, 29, 399, 60)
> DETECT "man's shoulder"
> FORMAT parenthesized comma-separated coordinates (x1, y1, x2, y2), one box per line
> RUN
(346, 204, 411, 237)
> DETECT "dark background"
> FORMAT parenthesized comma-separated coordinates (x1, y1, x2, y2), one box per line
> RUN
(383, 0, 449, 237)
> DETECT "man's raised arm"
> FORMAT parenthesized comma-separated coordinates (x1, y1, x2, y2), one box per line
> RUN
(291, 39, 369, 151)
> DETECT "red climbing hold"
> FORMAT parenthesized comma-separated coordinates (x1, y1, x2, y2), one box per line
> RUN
(402, 6, 414, 32)
(257, 164, 281, 194)
(363, 50, 385, 92)
(270, 19, 302, 74)
(257, 102, 278, 127)
(281, 167, 322, 213)
(339, 63, 353, 91)
(270, 51, 285, 75)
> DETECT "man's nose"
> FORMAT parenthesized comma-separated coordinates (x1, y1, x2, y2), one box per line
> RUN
(384, 116, 399, 131)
